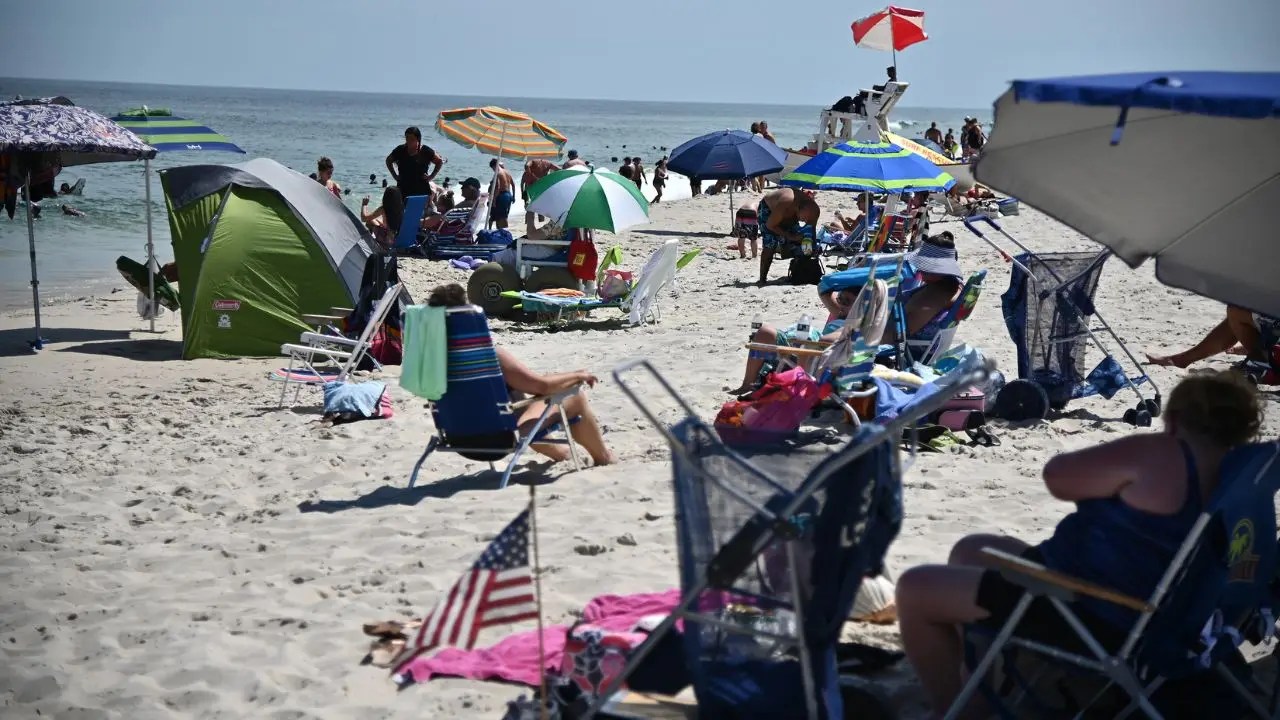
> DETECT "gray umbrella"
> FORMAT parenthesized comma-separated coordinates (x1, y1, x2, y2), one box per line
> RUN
(974, 71, 1280, 318)
(0, 100, 156, 349)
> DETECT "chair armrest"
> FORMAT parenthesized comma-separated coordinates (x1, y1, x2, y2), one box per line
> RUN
(510, 382, 584, 411)
(300, 313, 347, 325)
(300, 332, 358, 347)
(329, 307, 354, 316)
(980, 548, 1154, 613)
(281, 343, 354, 361)
(745, 342, 827, 359)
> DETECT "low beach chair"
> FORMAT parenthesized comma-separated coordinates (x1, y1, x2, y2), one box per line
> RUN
(503, 240, 692, 326)
(424, 195, 510, 260)
(580, 352, 989, 719)
(271, 283, 402, 407)
(390, 195, 431, 254)
(949, 441, 1280, 720)
(407, 304, 583, 490)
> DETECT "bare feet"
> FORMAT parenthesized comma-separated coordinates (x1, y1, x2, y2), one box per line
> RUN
(1227, 344, 1248, 356)
(592, 452, 618, 466)
(1144, 353, 1189, 369)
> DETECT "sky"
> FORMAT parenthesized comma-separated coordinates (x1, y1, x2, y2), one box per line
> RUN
(2, 0, 1278, 108)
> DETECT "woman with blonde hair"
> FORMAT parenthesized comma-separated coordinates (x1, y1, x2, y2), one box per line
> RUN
(895, 371, 1265, 716)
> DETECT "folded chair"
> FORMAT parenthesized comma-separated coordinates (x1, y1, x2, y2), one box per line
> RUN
(580, 352, 990, 719)
(407, 305, 583, 490)
(949, 441, 1280, 720)
(271, 283, 403, 407)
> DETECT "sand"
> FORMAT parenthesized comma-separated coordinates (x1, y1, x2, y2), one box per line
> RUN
(2, 191, 1277, 719)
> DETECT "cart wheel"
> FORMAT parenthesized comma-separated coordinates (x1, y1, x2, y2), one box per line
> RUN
(992, 379, 1049, 422)
(1123, 408, 1137, 425)
(1140, 397, 1162, 418)
(1134, 408, 1153, 427)
(467, 262, 520, 318)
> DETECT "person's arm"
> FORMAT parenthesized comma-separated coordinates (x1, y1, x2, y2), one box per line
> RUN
(385, 151, 399, 183)
(426, 154, 444, 182)
(1042, 435, 1148, 502)
(765, 204, 801, 242)
(818, 289, 843, 317)
(496, 347, 597, 396)
(902, 284, 953, 336)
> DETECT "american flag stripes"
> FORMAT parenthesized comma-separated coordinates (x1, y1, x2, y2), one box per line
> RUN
(392, 508, 538, 675)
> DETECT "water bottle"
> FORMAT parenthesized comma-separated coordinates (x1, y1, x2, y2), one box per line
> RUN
(750, 313, 763, 339)
(795, 313, 812, 342)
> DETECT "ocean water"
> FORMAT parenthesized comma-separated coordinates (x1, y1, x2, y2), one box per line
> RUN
(0, 77, 986, 309)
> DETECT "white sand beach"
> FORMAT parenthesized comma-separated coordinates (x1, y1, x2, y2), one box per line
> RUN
(2, 192, 1277, 719)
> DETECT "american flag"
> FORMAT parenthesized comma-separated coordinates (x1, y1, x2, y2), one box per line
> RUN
(392, 508, 537, 674)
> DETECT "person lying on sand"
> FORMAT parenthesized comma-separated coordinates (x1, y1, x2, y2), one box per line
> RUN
(757, 187, 821, 285)
(894, 371, 1261, 717)
(427, 283, 617, 467)
(1146, 302, 1274, 379)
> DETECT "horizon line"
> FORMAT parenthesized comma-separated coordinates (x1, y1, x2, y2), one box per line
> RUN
(0, 75, 989, 113)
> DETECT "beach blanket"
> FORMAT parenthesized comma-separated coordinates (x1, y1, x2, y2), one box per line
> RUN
(395, 589, 681, 687)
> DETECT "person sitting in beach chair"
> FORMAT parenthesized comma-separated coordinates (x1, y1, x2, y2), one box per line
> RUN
(729, 286, 862, 395)
(894, 371, 1264, 717)
(412, 284, 615, 482)
(1146, 306, 1280, 385)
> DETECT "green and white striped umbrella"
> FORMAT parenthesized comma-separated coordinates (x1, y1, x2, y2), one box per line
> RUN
(526, 166, 649, 232)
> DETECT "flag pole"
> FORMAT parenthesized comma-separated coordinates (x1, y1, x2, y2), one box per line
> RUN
(528, 483, 549, 720)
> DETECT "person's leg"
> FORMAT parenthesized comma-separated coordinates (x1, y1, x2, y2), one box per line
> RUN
(1146, 316, 1236, 368)
(949, 534, 1030, 568)
(758, 247, 775, 285)
(737, 235, 747, 259)
(896, 565, 989, 716)
(519, 401, 571, 462)
(751, 234, 759, 259)
(1226, 305, 1266, 361)
(560, 392, 615, 465)
(730, 324, 778, 395)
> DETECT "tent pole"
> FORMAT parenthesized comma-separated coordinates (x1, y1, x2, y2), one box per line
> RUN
(24, 172, 43, 350)
(145, 157, 156, 333)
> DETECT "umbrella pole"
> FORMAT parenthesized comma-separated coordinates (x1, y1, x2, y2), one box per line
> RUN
(24, 172, 43, 350)
(145, 157, 156, 333)
(729, 184, 734, 234)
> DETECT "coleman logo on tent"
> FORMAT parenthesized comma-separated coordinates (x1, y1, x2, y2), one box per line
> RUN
(213, 299, 241, 311)
(217, 314, 231, 329)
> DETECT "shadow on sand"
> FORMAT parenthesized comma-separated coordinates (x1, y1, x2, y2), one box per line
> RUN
(297, 464, 562, 513)
(59, 338, 183, 361)
(0, 327, 134, 358)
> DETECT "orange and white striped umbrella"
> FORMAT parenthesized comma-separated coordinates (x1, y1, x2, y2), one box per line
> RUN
(434, 106, 567, 160)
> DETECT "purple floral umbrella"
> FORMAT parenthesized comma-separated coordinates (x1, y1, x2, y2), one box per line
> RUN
(0, 101, 155, 350)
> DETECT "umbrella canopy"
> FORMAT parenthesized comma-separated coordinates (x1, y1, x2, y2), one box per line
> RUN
(435, 106, 567, 161)
(974, 71, 1280, 317)
(111, 108, 245, 154)
(851, 6, 927, 52)
(782, 139, 955, 193)
(666, 129, 786, 180)
(526, 166, 649, 232)
(0, 102, 156, 166)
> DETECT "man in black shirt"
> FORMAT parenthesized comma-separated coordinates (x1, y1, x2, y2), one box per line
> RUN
(385, 126, 443, 199)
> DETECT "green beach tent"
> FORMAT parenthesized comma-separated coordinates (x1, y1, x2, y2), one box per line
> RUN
(160, 158, 376, 359)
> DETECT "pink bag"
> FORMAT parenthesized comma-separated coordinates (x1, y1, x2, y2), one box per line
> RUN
(715, 367, 823, 444)
(559, 623, 647, 701)
(942, 386, 986, 413)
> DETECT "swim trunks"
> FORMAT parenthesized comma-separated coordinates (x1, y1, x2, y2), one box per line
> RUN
(735, 208, 759, 240)
(492, 190, 514, 220)
(757, 199, 782, 250)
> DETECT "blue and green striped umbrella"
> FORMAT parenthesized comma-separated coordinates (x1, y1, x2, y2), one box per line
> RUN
(111, 108, 244, 154)
(782, 139, 954, 193)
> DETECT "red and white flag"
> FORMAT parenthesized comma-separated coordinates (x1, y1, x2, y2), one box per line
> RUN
(392, 508, 538, 678)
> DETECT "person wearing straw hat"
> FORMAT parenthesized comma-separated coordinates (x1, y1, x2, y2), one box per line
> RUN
(883, 232, 965, 346)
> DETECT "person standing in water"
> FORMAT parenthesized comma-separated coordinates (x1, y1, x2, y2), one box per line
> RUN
(631, 157, 647, 191)
(652, 157, 668, 203)
(317, 157, 342, 198)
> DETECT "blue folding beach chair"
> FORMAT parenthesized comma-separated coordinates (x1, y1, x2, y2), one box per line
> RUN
(580, 352, 989, 719)
(389, 194, 430, 254)
(950, 441, 1280, 720)
(407, 305, 583, 489)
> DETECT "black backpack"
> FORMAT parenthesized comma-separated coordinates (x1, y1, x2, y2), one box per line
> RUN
(789, 256, 823, 285)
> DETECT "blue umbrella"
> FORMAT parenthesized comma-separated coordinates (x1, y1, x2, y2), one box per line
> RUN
(667, 129, 786, 228)
(975, 71, 1280, 317)
(781, 139, 955, 194)
(0, 101, 155, 350)
(111, 107, 246, 331)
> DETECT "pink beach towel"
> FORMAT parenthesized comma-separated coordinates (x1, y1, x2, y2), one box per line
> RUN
(397, 589, 681, 687)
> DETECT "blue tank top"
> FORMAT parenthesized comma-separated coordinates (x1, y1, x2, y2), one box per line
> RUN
(1038, 440, 1203, 630)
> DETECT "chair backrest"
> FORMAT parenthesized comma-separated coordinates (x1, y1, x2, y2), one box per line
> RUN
(1134, 441, 1280, 678)
(430, 305, 518, 455)
(670, 420, 903, 718)
(337, 283, 403, 380)
(908, 270, 987, 366)
(622, 240, 679, 325)
(393, 195, 430, 250)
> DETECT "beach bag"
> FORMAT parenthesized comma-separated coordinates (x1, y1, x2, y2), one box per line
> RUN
(568, 230, 598, 282)
(789, 255, 823, 285)
(559, 623, 647, 701)
(368, 324, 403, 366)
(598, 270, 633, 301)
(715, 367, 823, 444)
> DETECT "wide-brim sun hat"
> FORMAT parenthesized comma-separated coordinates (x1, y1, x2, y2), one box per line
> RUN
(909, 238, 964, 279)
